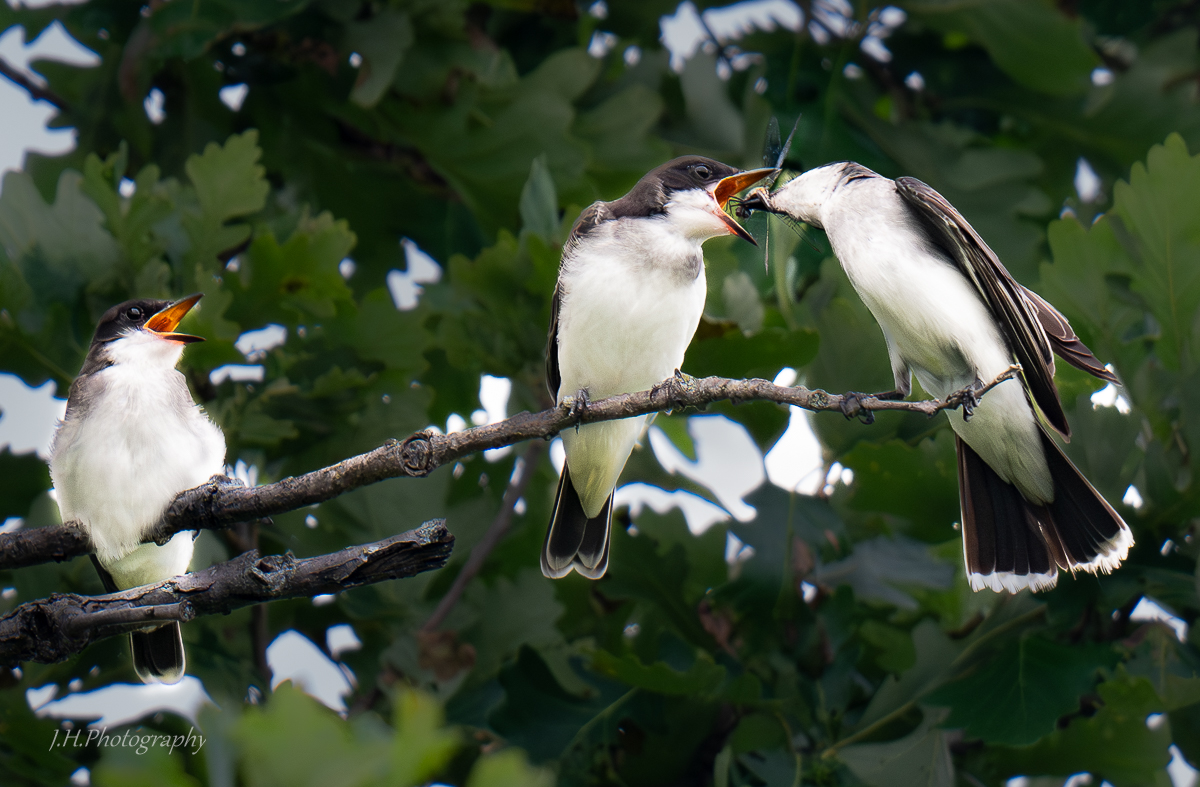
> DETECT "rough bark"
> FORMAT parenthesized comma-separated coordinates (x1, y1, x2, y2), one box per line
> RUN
(0, 521, 453, 667)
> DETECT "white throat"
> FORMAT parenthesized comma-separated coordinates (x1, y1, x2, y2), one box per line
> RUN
(104, 330, 187, 370)
(661, 188, 731, 242)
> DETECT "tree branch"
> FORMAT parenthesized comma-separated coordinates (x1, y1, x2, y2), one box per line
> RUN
(422, 441, 544, 633)
(0, 56, 70, 113)
(0, 520, 454, 667)
(0, 367, 1021, 572)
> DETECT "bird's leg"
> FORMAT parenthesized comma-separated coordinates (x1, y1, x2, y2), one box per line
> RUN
(838, 389, 906, 425)
(561, 388, 590, 432)
(652, 369, 699, 413)
(956, 377, 987, 422)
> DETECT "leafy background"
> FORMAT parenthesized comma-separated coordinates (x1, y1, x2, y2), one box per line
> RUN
(1, 0, 1199, 785)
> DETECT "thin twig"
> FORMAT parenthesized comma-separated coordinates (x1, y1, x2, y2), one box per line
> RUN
(0, 520, 454, 667)
(0, 367, 1021, 572)
(422, 441, 544, 632)
(0, 56, 70, 112)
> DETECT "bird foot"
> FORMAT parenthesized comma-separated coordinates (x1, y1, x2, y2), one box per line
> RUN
(838, 388, 905, 424)
(562, 389, 590, 432)
(839, 392, 876, 425)
(955, 378, 987, 422)
(651, 369, 698, 413)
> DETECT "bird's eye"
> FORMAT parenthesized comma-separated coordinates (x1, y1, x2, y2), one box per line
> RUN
(126, 307, 143, 321)
(693, 164, 712, 180)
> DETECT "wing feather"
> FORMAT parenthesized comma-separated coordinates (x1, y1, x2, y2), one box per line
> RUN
(547, 202, 614, 398)
(895, 177, 1071, 437)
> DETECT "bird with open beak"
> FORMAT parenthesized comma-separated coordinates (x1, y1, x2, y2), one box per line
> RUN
(542, 157, 774, 580)
(739, 163, 1132, 593)
(50, 295, 226, 683)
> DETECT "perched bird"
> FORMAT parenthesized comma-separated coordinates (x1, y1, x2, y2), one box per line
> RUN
(50, 295, 226, 682)
(542, 156, 773, 580)
(740, 163, 1132, 593)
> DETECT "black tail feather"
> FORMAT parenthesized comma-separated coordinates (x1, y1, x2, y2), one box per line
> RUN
(92, 555, 187, 684)
(955, 431, 1131, 593)
(131, 623, 186, 684)
(542, 465, 612, 580)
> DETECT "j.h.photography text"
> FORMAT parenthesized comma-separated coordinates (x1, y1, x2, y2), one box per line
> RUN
(49, 726, 205, 755)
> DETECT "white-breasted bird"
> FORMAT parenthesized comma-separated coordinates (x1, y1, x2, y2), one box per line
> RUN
(542, 156, 773, 580)
(740, 163, 1132, 593)
(50, 295, 226, 682)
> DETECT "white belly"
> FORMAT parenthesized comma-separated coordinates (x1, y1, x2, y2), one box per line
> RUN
(829, 201, 1052, 503)
(50, 364, 226, 586)
(556, 250, 707, 515)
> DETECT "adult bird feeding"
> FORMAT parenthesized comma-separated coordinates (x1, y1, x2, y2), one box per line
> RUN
(542, 156, 775, 580)
(49, 295, 226, 682)
(740, 163, 1132, 593)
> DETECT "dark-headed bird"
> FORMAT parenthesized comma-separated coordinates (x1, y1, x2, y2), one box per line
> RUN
(740, 163, 1132, 593)
(542, 157, 773, 580)
(50, 295, 226, 681)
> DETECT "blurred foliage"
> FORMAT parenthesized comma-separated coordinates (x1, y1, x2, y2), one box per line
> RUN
(1, 0, 1200, 785)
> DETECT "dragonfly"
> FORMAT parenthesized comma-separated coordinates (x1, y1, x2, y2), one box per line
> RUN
(737, 116, 802, 272)
(763, 115, 799, 179)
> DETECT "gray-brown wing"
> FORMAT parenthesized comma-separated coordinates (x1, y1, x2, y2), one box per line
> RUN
(546, 282, 562, 398)
(1021, 287, 1119, 384)
(894, 177, 1070, 437)
(546, 201, 613, 398)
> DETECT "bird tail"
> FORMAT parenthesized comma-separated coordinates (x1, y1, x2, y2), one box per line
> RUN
(541, 464, 612, 580)
(955, 430, 1133, 594)
(131, 624, 186, 684)
(90, 554, 187, 684)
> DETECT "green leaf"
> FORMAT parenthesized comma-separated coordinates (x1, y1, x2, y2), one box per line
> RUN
(926, 637, 1116, 746)
(92, 738, 202, 787)
(236, 683, 390, 787)
(1170, 700, 1200, 769)
(1112, 134, 1200, 371)
(857, 620, 960, 729)
(683, 326, 818, 380)
(0, 448, 51, 520)
(721, 271, 764, 334)
(489, 645, 628, 762)
(0, 686, 81, 787)
(841, 432, 960, 542)
(225, 212, 356, 324)
(391, 48, 597, 235)
(519, 154, 559, 242)
(346, 9, 414, 108)
(590, 650, 725, 696)
(465, 748, 555, 787)
(389, 690, 460, 786)
(1041, 216, 1142, 375)
(185, 130, 269, 225)
(462, 569, 566, 680)
(989, 674, 1173, 786)
(860, 620, 917, 674)
(813, 535, 954, 611)
(906, 0, 1098, 96)
(0, 169, 119, 305)
(838, 707, 955, 787)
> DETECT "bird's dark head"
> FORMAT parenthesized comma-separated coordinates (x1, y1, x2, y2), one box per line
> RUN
(618, 156, 775, 245)
(91, 295, 206, 349)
